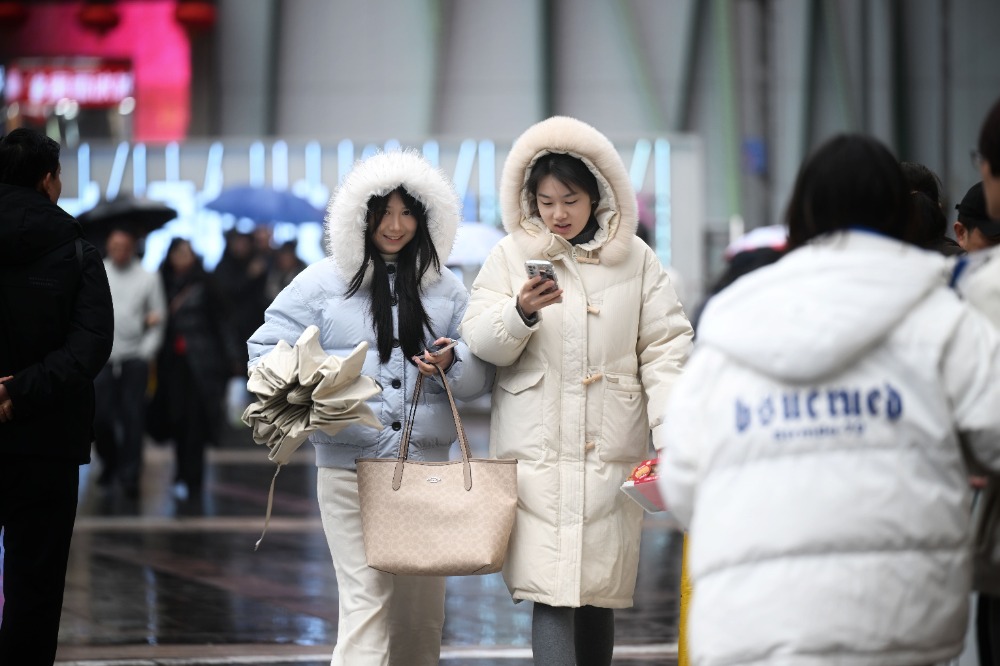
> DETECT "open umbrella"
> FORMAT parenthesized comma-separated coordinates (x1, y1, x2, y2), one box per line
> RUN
(447, 221, 506, 266)
(78, 195, 177, 247)
(205, 185, 326, 224)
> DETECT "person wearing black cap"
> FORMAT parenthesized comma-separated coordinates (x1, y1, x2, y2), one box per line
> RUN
(955, 182, 1000, 252)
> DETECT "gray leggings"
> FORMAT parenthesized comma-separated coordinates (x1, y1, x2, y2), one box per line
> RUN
(531, 602, 615, 666)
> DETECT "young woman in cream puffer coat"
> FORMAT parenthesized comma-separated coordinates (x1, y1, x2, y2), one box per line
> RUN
(248, 150, 493, 666)
(460, 116, 694, 665)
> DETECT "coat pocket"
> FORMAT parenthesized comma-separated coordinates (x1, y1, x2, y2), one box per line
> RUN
(598, 374, 650, 463)
(491, 368, 547, 461)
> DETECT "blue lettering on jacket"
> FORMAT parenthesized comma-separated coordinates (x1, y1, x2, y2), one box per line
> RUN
(735, 383, 903, 437)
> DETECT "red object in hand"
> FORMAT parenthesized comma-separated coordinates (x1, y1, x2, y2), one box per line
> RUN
(172, 335, 187, 355)
(621, 458, 666, 513)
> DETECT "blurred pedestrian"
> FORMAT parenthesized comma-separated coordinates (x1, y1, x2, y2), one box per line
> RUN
(657, 134, 1000, 666)
(900, 161, 963, 256)
(954, 182, 1000, 252)
(460, 116, 693, 666)
(0, 128, 114, 665)
(213, 228, 268, 371)
(689, 225, 787, 332)
(954, 96, 1000, 666)
(152, 237, 233, 501)
(93, 227, 167, 498)
(263, 239, 307, 302)
(248, 150, 493, 666)
(978, 96, 1000, 220)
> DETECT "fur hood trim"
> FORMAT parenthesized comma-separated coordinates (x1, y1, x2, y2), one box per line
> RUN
(324, 150, 461, 289)
(500, 116, 638, 266)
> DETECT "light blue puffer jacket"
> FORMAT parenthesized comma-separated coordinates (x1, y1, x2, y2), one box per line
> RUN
(247, 151, 494, 470)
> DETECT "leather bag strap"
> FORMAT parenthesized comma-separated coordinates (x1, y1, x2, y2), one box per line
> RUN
(392, 365, 473, 491)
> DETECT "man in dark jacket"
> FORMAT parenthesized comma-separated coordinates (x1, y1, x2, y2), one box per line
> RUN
(0, 128, 113, 665)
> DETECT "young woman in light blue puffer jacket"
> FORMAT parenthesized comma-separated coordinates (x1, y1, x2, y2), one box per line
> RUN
(248, 150, 493, 666)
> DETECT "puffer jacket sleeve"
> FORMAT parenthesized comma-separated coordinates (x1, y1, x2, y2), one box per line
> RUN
(636, 245, 694, 451)
(656, 348, 714, 528)
(941, 303, 1000, 472)
(460, 242, 540, 367)
(434, 273, 495, 400)
(247, 277, 316, 370)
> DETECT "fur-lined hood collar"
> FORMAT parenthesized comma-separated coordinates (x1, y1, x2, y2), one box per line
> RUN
(500, 116, 638, 266)
(324, 150, 461, 289)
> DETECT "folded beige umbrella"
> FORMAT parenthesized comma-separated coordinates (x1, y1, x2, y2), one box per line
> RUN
(243, 325, 383, 548)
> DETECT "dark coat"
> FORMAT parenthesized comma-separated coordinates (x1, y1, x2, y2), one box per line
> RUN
(148, 263, 233, 444)
(0, 184, 114, 463)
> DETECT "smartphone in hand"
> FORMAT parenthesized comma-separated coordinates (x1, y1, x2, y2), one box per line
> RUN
(525, 259, 558, 295)
(425, 339, 458, 356)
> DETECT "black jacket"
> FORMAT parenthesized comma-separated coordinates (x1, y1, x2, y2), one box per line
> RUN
(0, 184, 114, 463)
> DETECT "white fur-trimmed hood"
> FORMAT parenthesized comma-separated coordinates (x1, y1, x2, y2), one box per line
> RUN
(324, 150, 461, 289)
(500, 116, 638, 266)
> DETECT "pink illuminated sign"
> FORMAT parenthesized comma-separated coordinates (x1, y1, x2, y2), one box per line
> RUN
(5, 61, 134, 108)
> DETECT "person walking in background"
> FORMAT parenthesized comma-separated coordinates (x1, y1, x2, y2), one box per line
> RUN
(93, 227, 167, 499)
(954, 182, 1000, 253)
(978, 97, 1000, 221)
(657, 134, 1000, 666)
(263, 239, 307, 302)
(0, 128, 114, 665)
(460, 116, 693, 666)
(248, 150, 493, 666)
(151, 237, 234, 502)
(953, 95, 1000, 666)
(900, 160, 964, 256)
(213, 228, 268, 373)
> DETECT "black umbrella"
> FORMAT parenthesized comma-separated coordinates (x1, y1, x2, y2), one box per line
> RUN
(78, 195, 178, 249)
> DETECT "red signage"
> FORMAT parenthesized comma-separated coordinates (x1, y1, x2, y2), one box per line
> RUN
(4, 60, 134, 108)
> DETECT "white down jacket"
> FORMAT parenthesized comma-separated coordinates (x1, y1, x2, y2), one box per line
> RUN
(659, 230, 1000, 666)
(248, 151, 493, 471)
(460, 116, 693, 608)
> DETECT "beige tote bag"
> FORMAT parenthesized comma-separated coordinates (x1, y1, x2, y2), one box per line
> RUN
(356, 365, 517, 576)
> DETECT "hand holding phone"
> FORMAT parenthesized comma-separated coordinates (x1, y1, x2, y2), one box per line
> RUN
(525, 259, 558, 295)
(520, 260, 563, 318)
(425, 339, 458, 356)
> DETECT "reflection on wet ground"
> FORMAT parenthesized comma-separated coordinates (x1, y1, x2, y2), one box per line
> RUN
(6, 410, 682, 665)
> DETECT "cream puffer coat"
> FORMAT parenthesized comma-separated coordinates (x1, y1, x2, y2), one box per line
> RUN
(460, 116, 693, 608)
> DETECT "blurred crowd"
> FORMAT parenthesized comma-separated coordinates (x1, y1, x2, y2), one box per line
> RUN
(96, 225, 306, 502)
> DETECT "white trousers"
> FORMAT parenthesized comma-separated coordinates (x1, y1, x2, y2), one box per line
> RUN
(318, 467, 446, 666)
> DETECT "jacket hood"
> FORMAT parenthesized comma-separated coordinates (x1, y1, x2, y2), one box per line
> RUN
(500, 116, 638, 266)
(697, 230, 951, 382)
(0, 184, 81, 266)
(324, 150, 461, 290)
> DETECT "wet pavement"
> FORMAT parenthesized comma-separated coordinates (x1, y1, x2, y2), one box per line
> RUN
(4, 409, 683, 665)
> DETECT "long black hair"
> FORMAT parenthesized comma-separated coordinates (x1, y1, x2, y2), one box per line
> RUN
(785, 134, 916, 250)
(345, 186, 442, 363)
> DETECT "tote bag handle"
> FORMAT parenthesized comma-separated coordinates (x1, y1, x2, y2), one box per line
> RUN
(392, 365, 474, 491)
